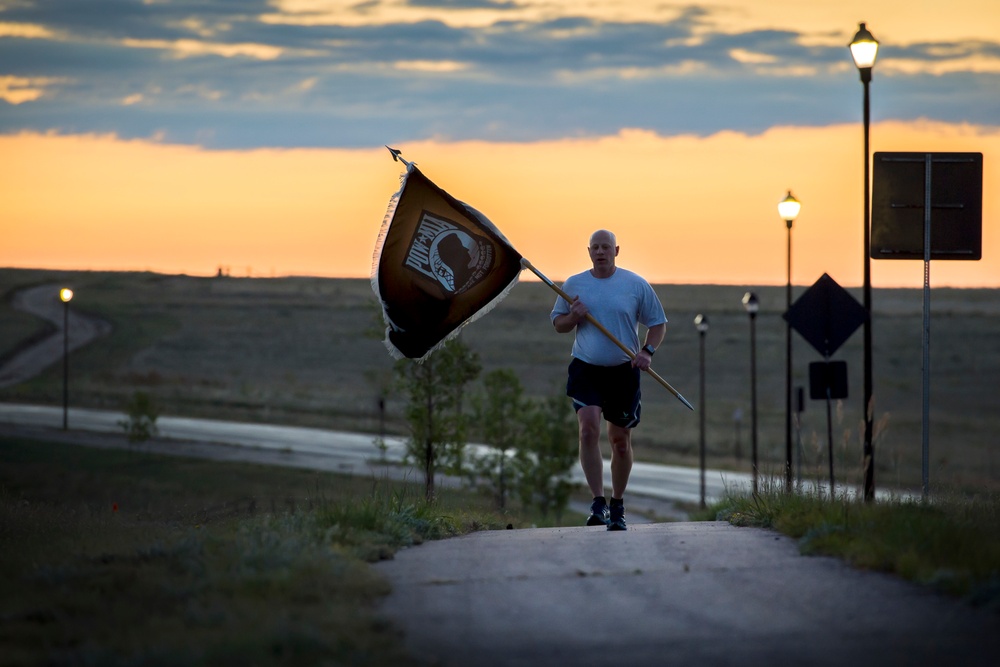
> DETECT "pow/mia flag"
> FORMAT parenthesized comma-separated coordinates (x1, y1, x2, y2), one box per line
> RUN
(372, 157, 523, 360)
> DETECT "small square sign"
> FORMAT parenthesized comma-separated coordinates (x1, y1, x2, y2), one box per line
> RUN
(809, 361, 848, 400)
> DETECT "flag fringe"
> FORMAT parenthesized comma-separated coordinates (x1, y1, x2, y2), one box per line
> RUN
(370, 165, 409, 359)
(370, 165, 410, 292)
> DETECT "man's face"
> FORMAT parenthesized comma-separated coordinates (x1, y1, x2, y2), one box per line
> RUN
(588, 232, 618, 271)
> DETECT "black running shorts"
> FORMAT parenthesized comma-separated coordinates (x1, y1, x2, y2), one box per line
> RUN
(566, 358, 642, 429)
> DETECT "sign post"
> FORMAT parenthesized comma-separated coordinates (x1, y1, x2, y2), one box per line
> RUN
(784, 274, 866, 497)
(872, 152, 983, 499)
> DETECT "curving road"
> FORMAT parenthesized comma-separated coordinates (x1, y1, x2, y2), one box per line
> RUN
(0, 284, 112, 388)
(0, 402, 914, 513)
(0, 403, 742, 510)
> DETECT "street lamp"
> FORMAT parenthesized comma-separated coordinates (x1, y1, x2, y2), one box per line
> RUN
(779, 191, 800, 494)
(59, 288, 74, 430)
(741, 291, 759, 494)
(849, 22, 879, 502)
(694, 313, 709, 509)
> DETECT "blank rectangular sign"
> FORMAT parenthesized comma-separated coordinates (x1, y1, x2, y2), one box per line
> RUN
(871, 152, 982, 260)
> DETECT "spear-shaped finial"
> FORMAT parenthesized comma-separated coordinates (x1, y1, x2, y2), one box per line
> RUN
(385, 146, 412, 168)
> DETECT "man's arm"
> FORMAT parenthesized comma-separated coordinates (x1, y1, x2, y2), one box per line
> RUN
(643, 322, 666, 351)
(632, 322, 666, 370)
(552, 295, 587, 333)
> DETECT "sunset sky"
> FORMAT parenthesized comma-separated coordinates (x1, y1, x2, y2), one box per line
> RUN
(2, 1, 998, 288)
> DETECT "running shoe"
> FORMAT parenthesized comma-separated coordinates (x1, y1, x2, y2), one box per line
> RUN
(586, 498, 610, 526)
(608, 503, 627, 531)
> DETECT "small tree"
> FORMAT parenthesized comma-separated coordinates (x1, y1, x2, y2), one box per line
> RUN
(118, 391, 160, 444)
(395, 337, 480, 502)
(514, 393, 579, 521)
(472, 369, 529, 509)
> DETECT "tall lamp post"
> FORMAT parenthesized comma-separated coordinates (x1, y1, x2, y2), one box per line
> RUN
(694, 314, 709, 508)
(59, 288, 74, 430)
(778, 191, 801, 493)
(849, 22, 879, 502)
(742, 291, 759, 494)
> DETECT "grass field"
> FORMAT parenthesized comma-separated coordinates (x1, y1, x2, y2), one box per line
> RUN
(0, 435, 558, 666)
(2, 268, 999, 495)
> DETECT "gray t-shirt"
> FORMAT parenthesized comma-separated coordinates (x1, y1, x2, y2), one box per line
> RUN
(550, 268, 667, 366)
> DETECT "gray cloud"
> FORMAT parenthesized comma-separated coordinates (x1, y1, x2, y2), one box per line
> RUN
(1, 0, 274, 40)
(405, 0, 520, 8)
(0, 0, 996, 148)
(886, 39, 1000, 64)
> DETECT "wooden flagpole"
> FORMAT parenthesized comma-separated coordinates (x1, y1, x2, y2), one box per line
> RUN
(521, 258, 694, 411)
(383, 147, 692, 410)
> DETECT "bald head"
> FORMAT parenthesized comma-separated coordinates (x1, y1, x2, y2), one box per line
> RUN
(590, 229, 617, 247)
(587, 229, 619, 277)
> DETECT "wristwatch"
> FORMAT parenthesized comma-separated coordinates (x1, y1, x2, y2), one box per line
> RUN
(642, 344, 656, 356)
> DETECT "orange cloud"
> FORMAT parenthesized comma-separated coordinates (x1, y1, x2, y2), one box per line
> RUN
(0, 22, 53, 39)
(121, 38, 284, 60)
(0, 76, 64, 104)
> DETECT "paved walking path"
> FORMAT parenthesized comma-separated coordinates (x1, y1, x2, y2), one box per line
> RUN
(376, 521, 1000, 667)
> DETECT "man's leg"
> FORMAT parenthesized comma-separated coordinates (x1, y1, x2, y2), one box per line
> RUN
(577, 405, 604, 498)
(608, 423, 633, 501)
(607, 424, 633, 531)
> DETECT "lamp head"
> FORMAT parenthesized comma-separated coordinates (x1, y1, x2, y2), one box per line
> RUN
(694, 313, 709, 333)
(778, 191, 801, 223)
(59, 288, 74, 303)
(849, 22, 879, 70)
(742, 291, 759, 315)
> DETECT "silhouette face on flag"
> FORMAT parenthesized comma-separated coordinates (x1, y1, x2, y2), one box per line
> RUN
(372, 164, 522, 360)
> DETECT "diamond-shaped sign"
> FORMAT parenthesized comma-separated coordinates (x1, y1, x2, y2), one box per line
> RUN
(783, 273, 867, 358)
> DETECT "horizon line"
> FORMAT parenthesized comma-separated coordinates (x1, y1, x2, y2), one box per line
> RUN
(2, 265, 996, 291)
